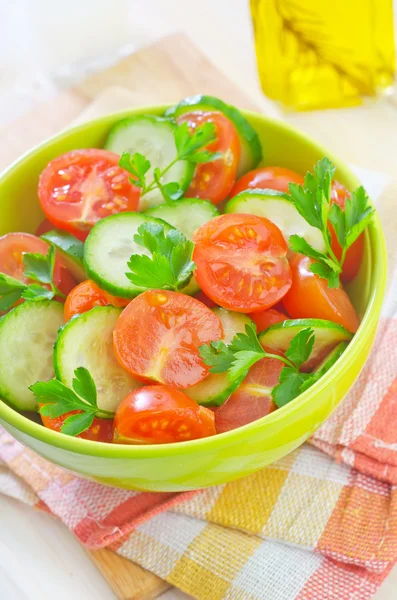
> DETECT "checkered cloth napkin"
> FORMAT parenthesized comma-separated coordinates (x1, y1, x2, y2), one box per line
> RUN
(1, 170, 396, 600)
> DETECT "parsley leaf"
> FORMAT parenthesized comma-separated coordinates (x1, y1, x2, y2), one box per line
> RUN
(21, 285, 54, 301)
(285, 328, 315, 368)
(31, 368, 113, 437)
(126, 222, 195, 291)
(0, 274, 25, 311)
(23, 244, 55, 284)
(174, 121, 219, 162)
(200, 324, 319, 407)
(286, 158, 375, 288)
(41, 230, 84, 260)
(119, 152, 151, 189)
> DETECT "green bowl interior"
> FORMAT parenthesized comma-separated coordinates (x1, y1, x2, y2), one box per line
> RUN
(0, 105, 387, 459)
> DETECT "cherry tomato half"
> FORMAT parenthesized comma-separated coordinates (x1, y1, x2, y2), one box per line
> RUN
(114, 385, 216, 444)
(249, 308, 287, 333)
(215, 357, 281, 434)
(330, 180, 364, 282)
(40, 409, 113, 442)
(283, 254, 360, 333)
(193, 213, 291, 313)
(64, 279, 130, 321)
(229, 166, 304, 198)
(113, 290, 223, 388)
(0, 232, 76, 304)
(35, 219, 54, 237)
(38, 149, 140, 241)
(177, 111, 241, 204)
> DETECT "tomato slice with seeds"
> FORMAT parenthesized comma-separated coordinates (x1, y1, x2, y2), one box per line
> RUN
(114, 385, 216, 444)
(249, 308, 287, 333)
(113, 290, 223, 388)
(0, 232, 76, 304)
(283, 254, 360, 333)
(330, 180, 364, 282)
(193, 214, 291, 313)
(229, 166, 304, 198)
(215, 357, 282, 433)
(40, 408, 113, 442)
(177, 111, 240, 204)
(64, 279, 129, 321)
(38, 149, 140, 241)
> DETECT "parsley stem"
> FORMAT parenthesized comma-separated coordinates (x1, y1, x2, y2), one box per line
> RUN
(96, 409, 115, 419)
(262, 351, 296, 370)
(143, 157, 180, 196)
(339, 246, 348, 269)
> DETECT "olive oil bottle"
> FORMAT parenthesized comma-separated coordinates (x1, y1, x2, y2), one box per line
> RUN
(250, 0, 396, 110)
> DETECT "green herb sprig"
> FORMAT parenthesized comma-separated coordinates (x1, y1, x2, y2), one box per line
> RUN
(287, 158, 375, 288)
(0, 245, 66, 312)
(31, 367, 113, 437)
(119, 121, 221, 203)
(199, 324, 319, 407)
(126, 222, 195, 291)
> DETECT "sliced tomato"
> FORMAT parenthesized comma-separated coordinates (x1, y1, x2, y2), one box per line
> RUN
(229, 166, 304, 198)
(193, 213, 291, 313)
(249, 308, 287, 333)
(283, 254, 360, 333)
(0, 232, 76, 301)
(177, 111, 240, 204)
(64, 279, 129, 321)
(194, 289, 218, 309)
(114, 385, 215, 444)
(113, 290, 223, 388)
(330, 180, 364, 282)
(40, 409, 113, 442)
(215, 357, 281, 433)
(35, 219, 54, 236)
(38, 149, 141, 241)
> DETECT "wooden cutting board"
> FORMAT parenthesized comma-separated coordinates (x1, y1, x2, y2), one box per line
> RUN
(0, 33, 262, 600)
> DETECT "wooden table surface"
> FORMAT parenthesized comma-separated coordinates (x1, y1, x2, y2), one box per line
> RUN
(0, 2, 396, 599)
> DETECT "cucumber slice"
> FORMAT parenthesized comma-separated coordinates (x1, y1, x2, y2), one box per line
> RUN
(0, 300, 63, 410)
(84, 212, 175, 298)
(165, 95, 262, 176)
(41, 229, 86, 282)
(105, 115, 194, 210)
(145, 198, 219, 240)
(184, 308, 253, 406)
(313, 341, 349, 377)
(258, 319, 352, 371)
(54, 306, 140, 413)
(225, 189, 326, 252)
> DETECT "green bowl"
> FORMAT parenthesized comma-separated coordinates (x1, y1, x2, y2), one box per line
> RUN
(0, 106, 387, 492)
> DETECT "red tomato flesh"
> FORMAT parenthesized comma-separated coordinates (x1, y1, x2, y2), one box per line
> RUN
(113, 290, 223, 388)
(177, 111, 241, 204)
(330, 180, 364, 282)
(38, 149, 140, 241)
(114, 385, 216, 444)
(249, 308, 287, 333)
(215, 357, 282, 433)
(64, 279, 129, 321)
(193, 213, 291, 313)
(35, 219, 54, 237)
(40, 409, 113, 442)
(283, 254, 360, 333)
(229, 166, 304, 198)
(0, 232, 76, 299)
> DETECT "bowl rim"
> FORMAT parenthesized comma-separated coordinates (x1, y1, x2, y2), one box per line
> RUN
(0, 105, 388, 458)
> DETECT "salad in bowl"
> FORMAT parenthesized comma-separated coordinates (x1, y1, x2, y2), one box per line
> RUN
(0, 96, 386, 491)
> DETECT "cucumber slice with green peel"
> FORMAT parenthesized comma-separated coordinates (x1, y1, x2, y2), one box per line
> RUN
(54, 306, 140, 413)
(165, 95, 262, 176)
(105, 115, 194, 210)
(145, 198, 219, 240)
(258, 319, 353, 372)
(184, 308, 253, 406)
(41, 229, 86, 282)
(84, 212, 175, 298)
(225, 189, 326, 252)
(0, 300, 64, 411)
(313, 341, 349, 377)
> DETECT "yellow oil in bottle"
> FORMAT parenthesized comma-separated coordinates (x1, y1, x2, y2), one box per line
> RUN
(250, 0, 396, 110)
